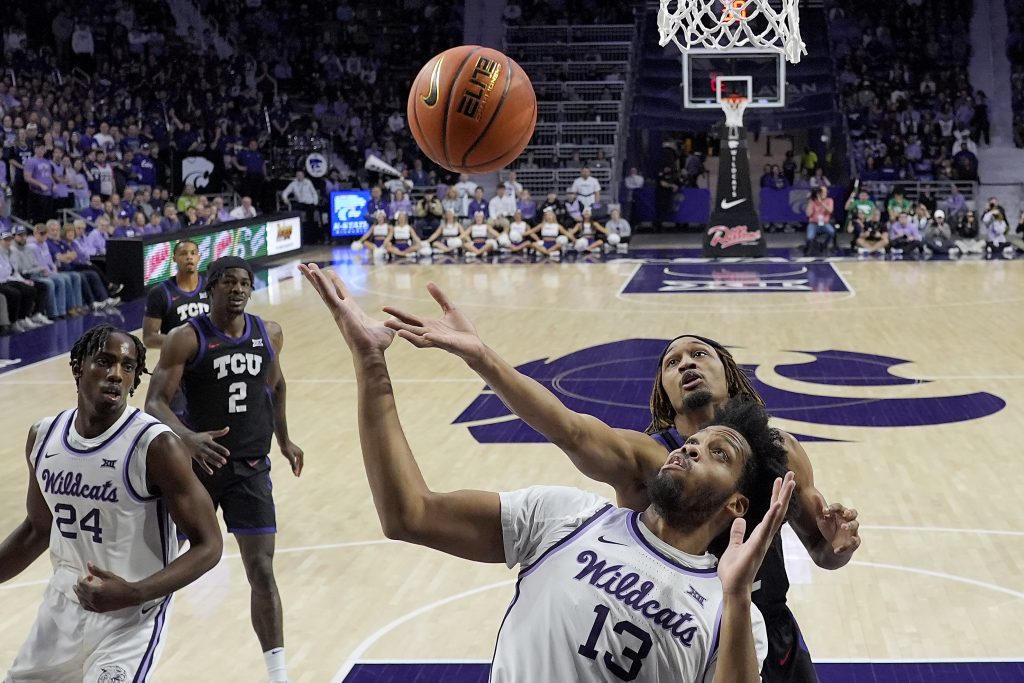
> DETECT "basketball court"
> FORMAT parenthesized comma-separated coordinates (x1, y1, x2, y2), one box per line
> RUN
(0, 248, 1022, 681)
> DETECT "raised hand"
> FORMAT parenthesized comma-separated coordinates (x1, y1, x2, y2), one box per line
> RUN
(718, 471, 797, 596)
(814, 497, 860, 556)
(74, 562, 142, 612)
(299, 263, 396, 355)
(382, 282, 486, 363)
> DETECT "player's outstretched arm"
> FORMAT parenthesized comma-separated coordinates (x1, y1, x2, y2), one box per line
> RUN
(0, 424, 54, 583)
(383, 283, 661, 502)
(74, 432, 223, 612)
(265, 320, 304, 477)
(780, 431, 860, 569)
(144, 325, 231, 474)
(714, 472, 796, 683)
(300, 264, 505, 563)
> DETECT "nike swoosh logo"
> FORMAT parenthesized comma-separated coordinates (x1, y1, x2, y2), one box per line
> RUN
(421, 56, 445, 108)
(720, 198, 747, 209)
(597, 536, 626, 546)
(141, 603, 158, 615)
(778, 646, 793, 667)
(44, 452, 59, 458)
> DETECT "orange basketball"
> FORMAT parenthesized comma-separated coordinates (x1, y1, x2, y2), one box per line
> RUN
(407, 45, 537, 174)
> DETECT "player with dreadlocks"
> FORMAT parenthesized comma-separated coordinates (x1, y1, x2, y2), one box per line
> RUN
(382, 285, 862, 683)
(0, 324, 222, 681)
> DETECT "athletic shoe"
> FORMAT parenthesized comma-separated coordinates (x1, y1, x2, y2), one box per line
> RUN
(108, 283, 125, 296)
(31, 313, 53, 325)
(103, 297, 121, 308)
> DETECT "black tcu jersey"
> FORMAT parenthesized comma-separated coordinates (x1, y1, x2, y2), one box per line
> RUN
(145, 276, 210, 334)
(182, 313, 275, 459)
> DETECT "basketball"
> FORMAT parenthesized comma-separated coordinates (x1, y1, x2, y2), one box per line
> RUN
(407, 45, 537, 174)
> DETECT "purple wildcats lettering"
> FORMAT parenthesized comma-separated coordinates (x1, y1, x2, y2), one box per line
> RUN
(40, 469, 119, 503)
(574, 550, 699, 646)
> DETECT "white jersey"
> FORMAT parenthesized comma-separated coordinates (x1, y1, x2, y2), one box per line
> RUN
(441, 222, 461, 237)
(509, 220, 529, 235)
(570, 176, 601, 207)
(393, 224, 412, 240)
(372, 224, 390, 237)
(579, 221, 596, 237)
(32, 407, 179, 601)
(540, 222, 560, 238)
(470, 224, 489, 239)
(494, 486, 766, 683)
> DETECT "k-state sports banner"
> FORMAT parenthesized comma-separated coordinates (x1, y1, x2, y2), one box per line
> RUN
(177, 151, 224, 194)
(704, 124, 766, 258)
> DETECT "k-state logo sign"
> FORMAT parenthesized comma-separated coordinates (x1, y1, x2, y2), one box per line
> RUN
(453, 340, 1005, 444)
(621, 262, 849, 294)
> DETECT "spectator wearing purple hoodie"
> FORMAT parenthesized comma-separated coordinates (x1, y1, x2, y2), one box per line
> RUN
(889, 211, 923, 257)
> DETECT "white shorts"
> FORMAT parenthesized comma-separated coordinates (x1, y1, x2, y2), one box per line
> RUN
(5, 580, 173, 683)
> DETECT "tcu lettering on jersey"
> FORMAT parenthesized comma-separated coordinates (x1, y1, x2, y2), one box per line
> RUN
(176, 301, 210, 322)
(213, 352, 264, 379)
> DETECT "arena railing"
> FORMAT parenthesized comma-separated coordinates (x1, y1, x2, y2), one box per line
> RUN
(530, 122, 619, 146)
(610, 13, 645, 204)
(535, 81, 625, 102)
(505, 25, 635, 45)
(500, 167, 613, 200)
(859, 180, 978, 208)
(537, 101, 623, 124)
(518, 144, 617, 163)
(519, 62, 627, 81)
(505, 42, 632, 62)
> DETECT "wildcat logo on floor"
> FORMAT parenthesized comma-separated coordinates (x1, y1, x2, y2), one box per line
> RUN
(453, 340, 1005, 444)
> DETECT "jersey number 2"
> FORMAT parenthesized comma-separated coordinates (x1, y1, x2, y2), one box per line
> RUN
(228, 382, 247, 413)
(578, 604, 653, 681)
(54, 504, 104, 543)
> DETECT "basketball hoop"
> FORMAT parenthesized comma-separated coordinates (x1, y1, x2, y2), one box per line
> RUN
(658, 0, 806, 64)
(721, 93, 748, 128)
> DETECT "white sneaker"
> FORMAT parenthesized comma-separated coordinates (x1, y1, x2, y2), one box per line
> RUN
(103, 297, 121, 307)
(31, 313, 53, 325)
(92, 301, 106, 311)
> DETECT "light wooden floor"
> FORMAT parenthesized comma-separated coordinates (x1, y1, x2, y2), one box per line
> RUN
(1, 252, 1022, 682)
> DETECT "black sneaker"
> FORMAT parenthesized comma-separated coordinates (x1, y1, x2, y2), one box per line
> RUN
(108, 283, 125, 296)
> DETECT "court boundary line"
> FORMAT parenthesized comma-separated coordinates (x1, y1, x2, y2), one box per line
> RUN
(329, 580, 515, 683)
(330, 556, 1024, 682)
(349, 656, 1024, 664)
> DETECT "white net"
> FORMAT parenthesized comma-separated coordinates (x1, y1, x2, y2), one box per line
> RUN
(721, 95, 748, 128)
(658, 0, 806, 64)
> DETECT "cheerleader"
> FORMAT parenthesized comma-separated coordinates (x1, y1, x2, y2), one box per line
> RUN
(461, 211, 500, 258)
(426, 209, 465, 254)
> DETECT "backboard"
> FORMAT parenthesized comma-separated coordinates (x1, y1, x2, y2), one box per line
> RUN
(682, 48, 785, 109)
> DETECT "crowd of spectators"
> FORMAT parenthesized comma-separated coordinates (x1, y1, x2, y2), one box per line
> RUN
(1007, 0, 1024, 147)
(829, 0, 986, 182)
(191, 0, 464, 189)
(838, 185, 1022, 259)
